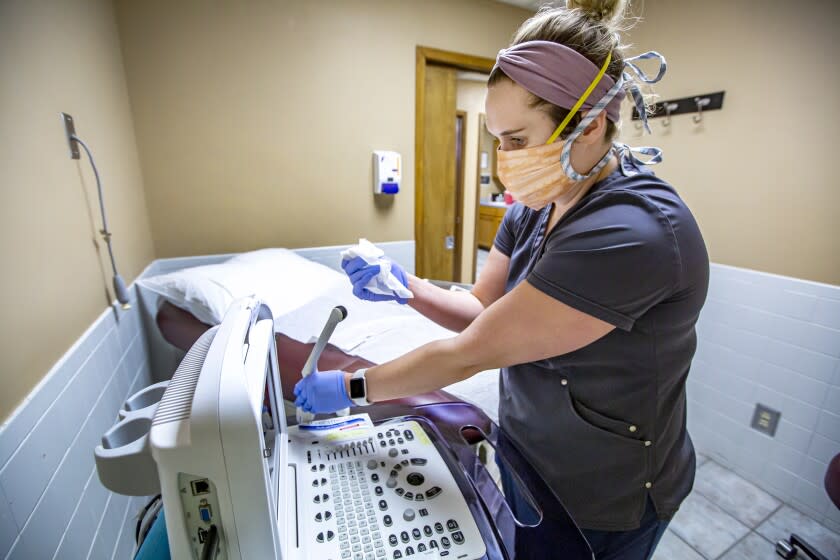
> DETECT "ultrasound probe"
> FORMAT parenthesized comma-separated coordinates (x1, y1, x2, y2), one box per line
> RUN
(296, 305, 349, 423)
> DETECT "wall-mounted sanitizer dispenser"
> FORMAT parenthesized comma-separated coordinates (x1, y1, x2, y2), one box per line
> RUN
(373, 150, 400, 195)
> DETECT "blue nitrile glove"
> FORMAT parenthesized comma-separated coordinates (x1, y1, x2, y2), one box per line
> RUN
(341, 256, 409, 304)
(294, 369, 354, 414)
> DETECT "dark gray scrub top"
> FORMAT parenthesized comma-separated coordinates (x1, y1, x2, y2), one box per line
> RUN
(493, 154, 709, 531)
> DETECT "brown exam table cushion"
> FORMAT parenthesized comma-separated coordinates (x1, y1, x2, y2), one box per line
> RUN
(155, 301, 460, 407)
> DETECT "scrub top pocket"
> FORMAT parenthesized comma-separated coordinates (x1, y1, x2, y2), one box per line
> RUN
(538, 383, 653, 530)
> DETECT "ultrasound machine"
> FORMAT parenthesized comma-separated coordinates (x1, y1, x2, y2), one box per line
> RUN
(94, 297, 593, 559)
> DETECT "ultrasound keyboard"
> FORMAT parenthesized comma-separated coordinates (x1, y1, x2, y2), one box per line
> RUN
(288, 416, 486, 560)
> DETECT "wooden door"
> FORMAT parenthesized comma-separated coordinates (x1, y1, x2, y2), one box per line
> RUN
(418, 64, 457, 281)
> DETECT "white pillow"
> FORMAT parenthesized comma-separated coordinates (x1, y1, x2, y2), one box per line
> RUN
(138, 248, 347, 325)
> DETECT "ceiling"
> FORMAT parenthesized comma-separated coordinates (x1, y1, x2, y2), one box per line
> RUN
(493, 0, 563, 11)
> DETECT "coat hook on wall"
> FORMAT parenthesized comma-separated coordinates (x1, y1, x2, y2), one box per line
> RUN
(631, 91, 725, 124)
(693, 97, 711, 124)
(662, 102, 678, 127)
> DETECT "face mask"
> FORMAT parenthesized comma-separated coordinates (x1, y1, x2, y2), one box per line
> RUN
(494, 50, 668, 211)
(496, 140, 589, 210)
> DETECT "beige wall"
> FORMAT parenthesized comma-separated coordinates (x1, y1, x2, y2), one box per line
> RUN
(114, 0, 531, 258)
(0, 0, 155, 420)
(456, 78, 488, 282)
(621, 0, 840, 285)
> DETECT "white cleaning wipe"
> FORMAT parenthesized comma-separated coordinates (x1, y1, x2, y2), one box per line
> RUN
(340, 238, 414, 299)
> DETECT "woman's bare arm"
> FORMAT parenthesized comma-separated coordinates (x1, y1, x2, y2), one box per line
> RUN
(354, 278, 616, 401)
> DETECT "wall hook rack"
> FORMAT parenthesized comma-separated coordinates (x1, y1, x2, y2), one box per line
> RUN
(632, 91, 725, 122)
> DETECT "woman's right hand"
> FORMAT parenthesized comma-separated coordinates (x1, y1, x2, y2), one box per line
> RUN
(341, 256, 409, 303)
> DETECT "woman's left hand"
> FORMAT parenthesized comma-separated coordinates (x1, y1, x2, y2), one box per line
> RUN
(294, 369, 353, 414)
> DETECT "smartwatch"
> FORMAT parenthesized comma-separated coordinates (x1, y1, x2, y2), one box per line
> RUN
(349, 369, 371, 407)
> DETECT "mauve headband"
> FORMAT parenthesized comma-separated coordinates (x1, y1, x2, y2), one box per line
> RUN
(493, 40, 623, 124)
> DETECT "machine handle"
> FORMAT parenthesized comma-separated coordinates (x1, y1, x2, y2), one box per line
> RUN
(457, 423, 594, 560)
(401, 402, 594, 560)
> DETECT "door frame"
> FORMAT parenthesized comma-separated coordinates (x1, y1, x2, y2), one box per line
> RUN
(454, 110, 467, 283)
(414, 46, 496, 279)
(472, 113, 493, 284)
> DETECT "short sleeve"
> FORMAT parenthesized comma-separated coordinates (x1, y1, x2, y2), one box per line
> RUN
(527, 192, 680, 331)
(492, 205, 520, 257)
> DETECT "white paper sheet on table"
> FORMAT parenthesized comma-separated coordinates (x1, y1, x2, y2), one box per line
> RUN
(275, 280, 500, 421)
(441, 369, 500, 425)
(279, 298, 457, 363)
(275, 283, 434, 354)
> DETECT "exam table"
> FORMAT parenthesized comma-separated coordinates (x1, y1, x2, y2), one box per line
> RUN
(156, 300, 464, 408)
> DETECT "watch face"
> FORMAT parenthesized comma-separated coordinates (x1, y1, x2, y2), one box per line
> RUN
(349, 377, 366, 399)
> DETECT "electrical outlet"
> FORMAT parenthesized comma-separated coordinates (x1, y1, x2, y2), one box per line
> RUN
(60, 112, 79, 159)
(750, 403, 781, 436)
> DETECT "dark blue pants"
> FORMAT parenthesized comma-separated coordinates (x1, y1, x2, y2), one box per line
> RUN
(497, 458, 669, 560)
(579, 499, 669, 560)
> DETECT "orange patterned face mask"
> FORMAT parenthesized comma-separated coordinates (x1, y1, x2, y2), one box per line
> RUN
(496, 141, 587, 211)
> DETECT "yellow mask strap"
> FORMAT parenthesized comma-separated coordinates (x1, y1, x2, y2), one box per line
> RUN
(546, 50, 613, 145)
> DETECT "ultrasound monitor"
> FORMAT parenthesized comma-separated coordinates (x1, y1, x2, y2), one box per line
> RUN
(150, 298, 288, 559)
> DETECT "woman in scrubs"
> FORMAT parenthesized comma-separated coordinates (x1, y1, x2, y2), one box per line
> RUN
(295, 1, 709, 558)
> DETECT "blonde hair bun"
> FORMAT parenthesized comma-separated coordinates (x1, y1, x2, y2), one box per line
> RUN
(565, 0, 628, 26)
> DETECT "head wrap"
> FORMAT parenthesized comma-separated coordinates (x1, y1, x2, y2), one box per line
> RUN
(493, 40, 667, 133)
(494, 40, 622, 123)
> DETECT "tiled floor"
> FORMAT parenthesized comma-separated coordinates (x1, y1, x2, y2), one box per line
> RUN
(655, 454, 840, 559)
